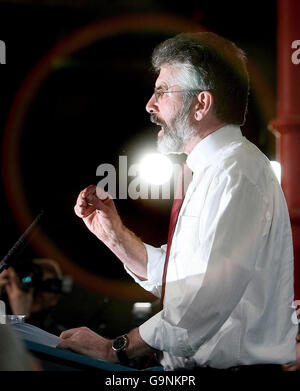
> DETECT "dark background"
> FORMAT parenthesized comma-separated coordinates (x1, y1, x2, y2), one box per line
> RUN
(0, 0, 278, 334)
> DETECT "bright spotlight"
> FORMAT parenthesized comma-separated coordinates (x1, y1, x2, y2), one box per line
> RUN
(139, 153, 173, 185)
(270, 161, 281, 184)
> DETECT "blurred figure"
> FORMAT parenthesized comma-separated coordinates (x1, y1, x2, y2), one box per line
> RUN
(282, 332, 300, 371)
(0, 324, 42, 371)
(0, 258, 71, 335)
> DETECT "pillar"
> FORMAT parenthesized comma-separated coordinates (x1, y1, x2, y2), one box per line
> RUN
(270, 0, 300, 299)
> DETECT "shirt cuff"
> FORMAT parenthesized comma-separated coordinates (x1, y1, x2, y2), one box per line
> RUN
(123, 243, 166, 297)
(139, 310, 195, 357)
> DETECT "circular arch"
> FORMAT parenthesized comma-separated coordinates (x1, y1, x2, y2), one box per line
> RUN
(1, 14, 274, 300)
(1, 14, 201, 301)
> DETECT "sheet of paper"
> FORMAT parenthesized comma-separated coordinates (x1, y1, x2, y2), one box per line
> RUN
(11, 322, 60, 348)
(0, 300, 5, 316)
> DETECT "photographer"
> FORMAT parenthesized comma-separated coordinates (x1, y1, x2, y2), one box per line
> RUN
(0, 258, 68, 335)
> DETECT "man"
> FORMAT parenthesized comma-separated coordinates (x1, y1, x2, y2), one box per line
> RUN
(58, 32, 297, 371)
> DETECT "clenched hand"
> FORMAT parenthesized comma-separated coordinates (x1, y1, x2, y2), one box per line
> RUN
(74, 185, 123, 245)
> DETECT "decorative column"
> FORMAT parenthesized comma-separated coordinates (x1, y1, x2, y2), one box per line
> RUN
(270, 0, 300, 299)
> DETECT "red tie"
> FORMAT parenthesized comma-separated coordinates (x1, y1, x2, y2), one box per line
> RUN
(160, 163, 192, 308)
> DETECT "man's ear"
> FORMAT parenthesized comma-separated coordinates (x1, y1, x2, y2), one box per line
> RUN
(194, 91, 213, 121)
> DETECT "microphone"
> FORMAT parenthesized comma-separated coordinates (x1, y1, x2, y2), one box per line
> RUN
(0, 211, 44, 274)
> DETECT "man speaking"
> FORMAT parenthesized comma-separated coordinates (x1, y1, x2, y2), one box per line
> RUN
(58, 32, 297, 372)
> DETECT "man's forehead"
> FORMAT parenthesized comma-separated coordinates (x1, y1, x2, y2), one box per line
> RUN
(155, 64, 181, 89)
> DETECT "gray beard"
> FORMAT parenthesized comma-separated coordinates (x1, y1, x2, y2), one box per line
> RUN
(151, 107, 197, 155)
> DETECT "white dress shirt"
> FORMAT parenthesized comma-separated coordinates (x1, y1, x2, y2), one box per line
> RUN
(125, 124, 297, 370)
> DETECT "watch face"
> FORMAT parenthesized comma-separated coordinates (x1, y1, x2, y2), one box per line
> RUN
(113, 335, 128, 351)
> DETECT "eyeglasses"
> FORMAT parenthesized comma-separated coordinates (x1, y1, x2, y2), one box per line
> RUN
(153, 88, 202, 102)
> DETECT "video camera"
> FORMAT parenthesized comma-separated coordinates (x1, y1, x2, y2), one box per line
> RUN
(13, 260, 73, 295)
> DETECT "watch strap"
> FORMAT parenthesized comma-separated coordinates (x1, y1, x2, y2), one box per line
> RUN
(112, 334, 129, 365)
(115, 348, 129, 365)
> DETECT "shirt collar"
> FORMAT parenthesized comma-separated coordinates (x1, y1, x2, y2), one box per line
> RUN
(186, 124, 243, 173)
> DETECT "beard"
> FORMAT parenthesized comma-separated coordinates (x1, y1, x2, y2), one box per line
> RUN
(150, 104, 197, 154)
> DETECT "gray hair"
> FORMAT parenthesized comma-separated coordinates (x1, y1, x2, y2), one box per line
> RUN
(151, 32, 249, 125)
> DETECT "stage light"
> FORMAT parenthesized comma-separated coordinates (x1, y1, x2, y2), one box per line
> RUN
(139, 153, 173, 185)
(270, 161, 281, 184)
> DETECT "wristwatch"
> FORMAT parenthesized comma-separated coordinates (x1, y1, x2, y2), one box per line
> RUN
(112, 334, 129, 365)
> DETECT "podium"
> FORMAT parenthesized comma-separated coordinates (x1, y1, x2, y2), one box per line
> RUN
(24, 340, 143, 371)
(11, 323, 163, 371)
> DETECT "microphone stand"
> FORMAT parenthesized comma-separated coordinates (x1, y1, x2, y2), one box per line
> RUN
(0, 211, 44, 274)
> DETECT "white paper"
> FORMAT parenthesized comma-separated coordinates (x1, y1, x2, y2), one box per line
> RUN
(0, 300, 5, 316)
(11, 322, 60, 348)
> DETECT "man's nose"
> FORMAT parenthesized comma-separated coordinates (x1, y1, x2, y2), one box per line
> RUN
(145, 93, 158, 114)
